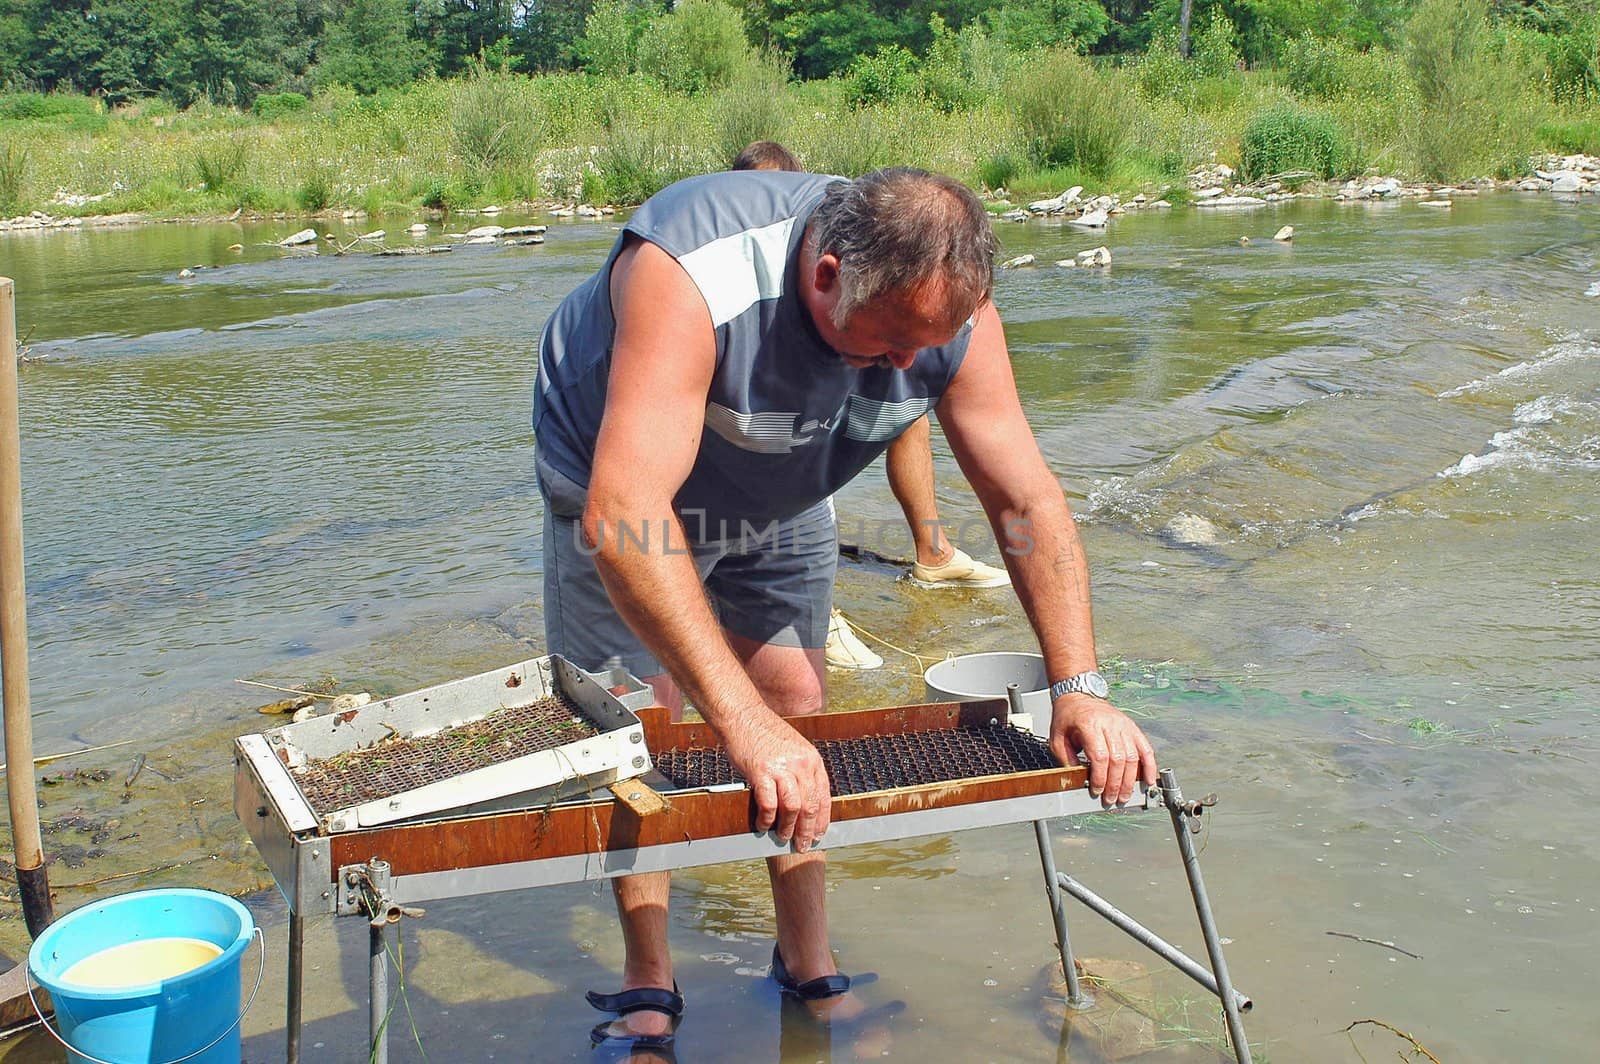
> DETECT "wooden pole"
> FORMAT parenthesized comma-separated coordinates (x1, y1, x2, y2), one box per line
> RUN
(0, 277, 51, 936)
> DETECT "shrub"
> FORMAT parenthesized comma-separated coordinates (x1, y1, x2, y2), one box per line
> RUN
(1240, 106, 1347, 179)
(1008, 50, 1135, 178)
(252, 92, 308, 121)
(593, 121, 704, 204)
(713, 50, 793, 167)
(450, 69, 540, 173)
(0, 141, 26, 213)
(638, 0, 754, 94)
(297, 167, 335, 211)
(920, 18, 1020, 113)
(1536, 117, 1600, 154)
(0, 92, 100, 122)
(801, 106, 896, 177)
(1281, 33, 1356, 98)
(191, 136, 249, 192)
(1191, 9, 1243, 80)
(849, 45, 920, 108)
(976, 151, 1020, 191)
(580, 0, 650, 79)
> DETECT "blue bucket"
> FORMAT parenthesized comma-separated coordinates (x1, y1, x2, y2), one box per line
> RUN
(27, 888, 262, 1064)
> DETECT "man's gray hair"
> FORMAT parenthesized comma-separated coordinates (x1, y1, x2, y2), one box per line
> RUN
(808, 168, 998, 330)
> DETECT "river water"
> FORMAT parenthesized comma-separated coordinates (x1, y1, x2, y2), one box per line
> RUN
(0, 194, 1595, 1062)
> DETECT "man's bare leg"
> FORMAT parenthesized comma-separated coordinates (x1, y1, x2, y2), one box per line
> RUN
(600, 671, 681, 1042)
(886, 415, 954, 567)
(725, 633, 874, 1025)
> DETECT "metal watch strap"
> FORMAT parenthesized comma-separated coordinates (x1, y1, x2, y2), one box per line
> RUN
(1049, 671, 1109, 701)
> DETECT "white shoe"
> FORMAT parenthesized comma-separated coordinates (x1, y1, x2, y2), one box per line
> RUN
(825, 609, 882, 669)
(909, 547, 1012, 589)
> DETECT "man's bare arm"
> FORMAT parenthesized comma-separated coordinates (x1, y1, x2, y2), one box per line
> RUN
(935, 302, 1156, 804)
(584, 236, 831, 848)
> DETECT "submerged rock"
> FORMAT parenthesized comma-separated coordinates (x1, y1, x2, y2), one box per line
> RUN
(1076, 246, 1111, 268)
(279, 228, 318, 247)
(466, 224, 505, 238)
(1000, 253, 1036, 269)
(1163, 513, 1223, 547)
(408, 223, 429, 234)
(1274, 225, 1294, 242)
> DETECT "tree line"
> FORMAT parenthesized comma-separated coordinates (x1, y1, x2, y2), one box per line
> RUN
(0, 0, 1594, 107)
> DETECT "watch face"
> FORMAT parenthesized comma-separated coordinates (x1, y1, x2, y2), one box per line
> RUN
(1085, 672, 1109, 699)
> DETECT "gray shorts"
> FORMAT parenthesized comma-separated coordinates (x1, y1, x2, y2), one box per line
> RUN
(539, 463, 837, 678)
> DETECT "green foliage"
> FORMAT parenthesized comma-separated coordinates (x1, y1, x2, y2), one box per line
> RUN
(1536, 116, 1600, 153)
(579, 0, 651, 79)
(1239, 105, 1347, 178)
(0, 140, 27, 213)
(921, 17, 1017, 112)
(1009, 49, 1136, 178)
(0, 92, 100, 121)
(713, 50, 794, 165)
(976, 150, 1020, 190)
(638, 0, 755, 94)
(251, 92, 308, 120)
(449, 68, 541, 173)
(1192, 8, 1243, 78)
(316, 0, 430, 95)
(592, 119, 705, 203)
(191, 135, 249, 192)
(979, 0, 1112, 52)
(1401, 0, 1542, 179)
(849, 45, 920, 107)
(296, 166, 335, 211)
(799, 104, 897, 176)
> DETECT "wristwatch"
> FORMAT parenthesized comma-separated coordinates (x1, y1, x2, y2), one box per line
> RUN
(1049, 670, 1109, 701)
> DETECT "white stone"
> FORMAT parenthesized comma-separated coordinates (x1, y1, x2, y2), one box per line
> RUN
(178, 268, 195, 279)
(1550, 173, 1585, 193)
(576, 204, 602, 217)
(481, 205, 502, 215)
(329, 692, 373, 712)
(1216, 164, 1235, 180)
(549, 206, 575, 217)
(1054, 259, 1076, 268)
(1151, 200, 1172, 209)
(279, 228, 318, 246)
(1274, 226, 1294, 242)
(1076, 246, 1111, 268)
(1195, 196, 1266, 208)
(1000, 208, 1028, 222)
(502, 225, 548, 237)
(1070, 208, 1109, 228)
(1164, 513, 1222, 546)
(1419, 200, 1453, 208)
(1132, 193, 1146, 204)
(466, 224, 505, 238)
(357, 230, 385, 241)
(409, 223, 429, 234)
(466, 234, 498, 245)
(1000, 254, 1036, 269)
(1194, 187, 1224, 200)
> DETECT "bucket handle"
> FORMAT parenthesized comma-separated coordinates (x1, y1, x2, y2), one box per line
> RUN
(27, 926, 266, 1064)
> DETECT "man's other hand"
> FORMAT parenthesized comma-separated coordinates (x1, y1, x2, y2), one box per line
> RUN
(1051, 694, 1157, 807)
(725, 710, 833, 852)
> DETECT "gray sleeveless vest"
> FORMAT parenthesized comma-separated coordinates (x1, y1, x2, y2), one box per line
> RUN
(533, 170, 973, 530)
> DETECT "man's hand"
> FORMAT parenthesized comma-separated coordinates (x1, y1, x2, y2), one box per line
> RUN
(723, 710, 833, 852)
(1051, 694, 1157, 807)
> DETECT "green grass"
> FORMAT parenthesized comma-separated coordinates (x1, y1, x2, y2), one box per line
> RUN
(0, 50, 1595, 219)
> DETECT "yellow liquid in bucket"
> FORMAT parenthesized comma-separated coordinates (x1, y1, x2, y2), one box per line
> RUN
(60, 937, 224, 987)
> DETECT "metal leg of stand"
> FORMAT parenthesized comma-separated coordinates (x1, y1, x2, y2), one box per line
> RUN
(1160, 768, 1251, 1064)
(1033, 819, 1094, 1009)
(370, 919, 390, 1064)
(287, 910, 305, 1064)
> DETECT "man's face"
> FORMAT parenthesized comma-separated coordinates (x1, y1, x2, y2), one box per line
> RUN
(806, 253, 967, 370)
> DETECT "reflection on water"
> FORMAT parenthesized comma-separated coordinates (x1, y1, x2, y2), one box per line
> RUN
(1, 195, 1597, 1061)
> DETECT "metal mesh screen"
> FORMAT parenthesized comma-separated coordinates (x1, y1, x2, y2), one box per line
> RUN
(652, 724, 1057, 796)
(294, 694, 597, 813)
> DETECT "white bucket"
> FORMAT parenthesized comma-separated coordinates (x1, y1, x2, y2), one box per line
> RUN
(924, 652, 1050, 738)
